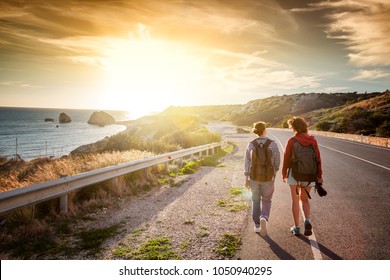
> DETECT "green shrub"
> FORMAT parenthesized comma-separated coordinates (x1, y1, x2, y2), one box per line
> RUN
(228, 187, 245, 196)
(214, 233, 241, 258)
(178, 161, 199, 175)
(316, 120, 332, 131)
(0, 219, 57, 259)
(376, 121, 390, 137)
(78, 224, 121, 256)
(128, 237, 182, 260)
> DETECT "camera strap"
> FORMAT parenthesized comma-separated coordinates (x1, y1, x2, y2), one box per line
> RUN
(295, 184, 312, 199)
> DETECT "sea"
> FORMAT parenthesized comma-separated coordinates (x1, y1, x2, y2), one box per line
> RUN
(0, 107, 130, 161)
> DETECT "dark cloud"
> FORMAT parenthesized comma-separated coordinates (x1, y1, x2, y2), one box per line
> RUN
(291, 0, 390, 67)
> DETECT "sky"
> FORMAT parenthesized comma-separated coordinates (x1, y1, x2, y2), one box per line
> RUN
(0, 0, 389, 118)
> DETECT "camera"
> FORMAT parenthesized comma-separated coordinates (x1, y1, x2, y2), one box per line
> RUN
(315, 182, 327, 197)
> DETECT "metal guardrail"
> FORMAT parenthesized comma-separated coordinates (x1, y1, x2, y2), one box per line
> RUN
(0, 141, 224, 216)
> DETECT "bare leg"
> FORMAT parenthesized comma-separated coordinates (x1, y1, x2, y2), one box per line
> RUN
(289, 185, 300, 226)
(300, 186, 312, 221)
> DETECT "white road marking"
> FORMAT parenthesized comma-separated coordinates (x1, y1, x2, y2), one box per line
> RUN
(305, 226, 323, 260)
(319, 144, 390, 171)
(272, 135, 284, 152)
(270, 133, 323, 260)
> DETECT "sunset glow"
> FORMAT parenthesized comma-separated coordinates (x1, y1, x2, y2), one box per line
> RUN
(102, 34, 204, 116)
(0, 0, 389, 117)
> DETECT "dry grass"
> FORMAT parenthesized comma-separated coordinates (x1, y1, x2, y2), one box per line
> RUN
(344, 91, 390, 111)
(0, 216, 56, 259)
(0, 150, 154, 192)
(0, 150, 163, 259)
(0, 139, 230, 259)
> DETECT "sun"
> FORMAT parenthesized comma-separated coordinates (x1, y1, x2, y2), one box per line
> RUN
(102, 36, 202, 118)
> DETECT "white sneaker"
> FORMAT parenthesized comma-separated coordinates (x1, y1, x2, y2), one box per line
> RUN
(254, 224, 260, 233)
(259, 218, 267, 236)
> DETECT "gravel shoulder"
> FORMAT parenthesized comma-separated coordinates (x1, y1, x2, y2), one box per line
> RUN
(67, 126, 253, 260)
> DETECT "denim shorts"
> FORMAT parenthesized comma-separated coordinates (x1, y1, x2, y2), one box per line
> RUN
(287, 170, 315, 187)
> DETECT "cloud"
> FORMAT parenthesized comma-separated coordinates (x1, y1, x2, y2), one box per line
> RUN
(39, 36, 110, 57)
(351, 70, 390, 81)
(0, 80, 39, 88)
(297, 0, 390, 67)
(211, 50, 321, 92)
(36, 19, 313, 95)
(6, 0, 379, 105)
(174, 6, 275, 37)
(3, 0, 300, 55)
(321, 86, 350, 93)
(0, 1, 145, 58)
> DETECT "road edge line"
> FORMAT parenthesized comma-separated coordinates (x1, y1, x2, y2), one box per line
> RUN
(319, 144, 390, 171)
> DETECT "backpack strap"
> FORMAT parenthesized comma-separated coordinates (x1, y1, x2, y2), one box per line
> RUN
(251, 138, 272, 148)
(264, 138, 272, 149)
(288, 138, 297, 179)
(295, 185, 312, 199)
(250, 138, 260, 149)
(251, 138, 273, 164)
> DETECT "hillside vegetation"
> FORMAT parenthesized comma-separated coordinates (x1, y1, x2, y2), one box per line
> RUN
(164, 91, 390, 137)
(310, 92, 390, 136)
(71, 113, 221, 155)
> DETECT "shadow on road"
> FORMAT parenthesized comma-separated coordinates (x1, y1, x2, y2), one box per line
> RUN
(296, 235, 343, 260)
(260, 235, 296, 260)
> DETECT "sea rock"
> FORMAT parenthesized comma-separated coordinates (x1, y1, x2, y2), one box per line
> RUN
(87, 111, 115, 126)
(44, 118, 54, 122)
(59, 112, 72, 123)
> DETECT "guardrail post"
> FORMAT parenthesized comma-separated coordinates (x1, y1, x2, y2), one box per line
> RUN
(144, 168, 148, 179)
(206, 149, 209, 156)
(191, 154, 194, 161)
(165, 162, 169, 173)
(111, 176, 126, 195)
(60, 194, 68, 213)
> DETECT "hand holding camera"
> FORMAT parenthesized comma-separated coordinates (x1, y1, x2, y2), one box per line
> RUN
(315, 182, 327, 197)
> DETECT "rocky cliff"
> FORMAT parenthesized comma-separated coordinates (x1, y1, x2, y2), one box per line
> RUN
(87, 111, 115, 126)
(59, 112, 72, 123)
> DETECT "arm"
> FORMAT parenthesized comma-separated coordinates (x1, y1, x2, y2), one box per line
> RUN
(244, 142, 253, 189)
(282, 138, 294, 181)
(313, 140, 323, 183)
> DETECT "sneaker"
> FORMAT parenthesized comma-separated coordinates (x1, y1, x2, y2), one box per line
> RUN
(254, 224, 260, 233)
(290, 226, 300, 235)
(304, 220, 312, 236)
(259, 218, 267, 236)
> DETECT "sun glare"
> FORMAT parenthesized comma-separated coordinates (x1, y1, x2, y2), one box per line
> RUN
(103, 37, 202, 118)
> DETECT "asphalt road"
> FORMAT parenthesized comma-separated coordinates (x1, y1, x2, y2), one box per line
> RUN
(217, 125, 390, 260)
